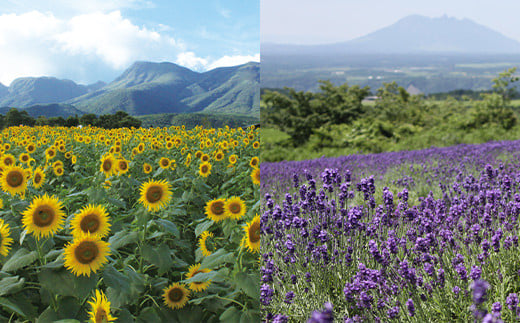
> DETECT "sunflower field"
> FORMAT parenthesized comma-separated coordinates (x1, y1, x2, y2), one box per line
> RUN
(0, 124, 260, 322)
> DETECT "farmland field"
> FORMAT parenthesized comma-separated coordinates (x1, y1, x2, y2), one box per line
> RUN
(261, 140, 520, 322)
(0, 124, 260, 322)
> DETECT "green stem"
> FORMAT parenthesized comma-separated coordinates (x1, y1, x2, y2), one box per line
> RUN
(215, 296, 246, 310)
(139, 211, 150, 273)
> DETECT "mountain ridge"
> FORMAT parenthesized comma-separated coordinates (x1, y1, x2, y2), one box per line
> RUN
(262, 15, 520, 55)
(0, 61, 259, 118)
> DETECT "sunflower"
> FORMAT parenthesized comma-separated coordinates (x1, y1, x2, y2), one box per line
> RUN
(64, 233, 110, 277)
(251, 167, 260, 185)
(201, 154, 210, 162)
(204, 198, 227, 222)
(0, 219, 13, 257)
(70, 204, 111, 239)
(115, 158, 129, 175)
(1, 154, 15, 167)
(214, 151, 224, 161)
(32, 167, 45, 189)
(26, 143, 36, 153)
(45, 148, 56, 160)
(22, 194, 65, 239)
(198, 162, 212, 178)
(138, 179, 172, 212)
(252, 141, 260, 149)
(228, 154, 238, 165)
(163, 283, 190, 310)
(72, 155, 77, 164)
(100, 154, 116, 177)
(53, 166, 64, 177)
(198, 231, 214, 257)
(186, 263, 212, 292)
(243, 215, 260, 253)
(224, 196, 246, 220)
(143, 163, 152, 174)
(159, 157, 170, 169)
(87, 289, 116, 323)
(19, 153, 30, 164)
(1, 165, 28, 196)
(250, 157, 259, 168)
(194, 151, 203, 159)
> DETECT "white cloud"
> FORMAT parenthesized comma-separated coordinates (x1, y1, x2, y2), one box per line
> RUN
(0, 10, 259, 85)
(0, 10, 181, 85)
(208, 53, 260, 70)
(176, 52, 208, 71)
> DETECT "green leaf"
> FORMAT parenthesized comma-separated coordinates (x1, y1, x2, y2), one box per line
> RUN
(155, 219, 180, 237)
(54, 320, 81, 323)
(2, 248, 38, 272)
(107, 266, 145, 308)
(141, 244, 173, 275)
(240, 310, 260, 323)
(38, 268, 97, 300)
(103, 265, 130, 292)
(0, 276, 24, 296)
(235, 272, 260, 299)
(219, 307, 241, 323)
(137, 307, 161, 323)
(195, 220, 213, 237)
(107, 197, 126, 209)
(200, 249, 234, 269)
(115, 309, 135, 323)
(0, 295, 36, 319)
(36, 307, 58, 323)
(109, 230, 139, 251)
(183, 271, 218, 283)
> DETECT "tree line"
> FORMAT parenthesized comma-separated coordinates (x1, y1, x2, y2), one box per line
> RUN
(0, 109, 142, 129)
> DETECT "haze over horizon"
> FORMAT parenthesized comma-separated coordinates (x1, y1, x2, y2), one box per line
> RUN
(261, 0, 520, 45)
(0, 0, 259, 86)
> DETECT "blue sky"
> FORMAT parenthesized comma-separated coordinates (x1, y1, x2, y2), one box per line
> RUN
(0, 0, 259, 85)
(262, 0, 520, 45)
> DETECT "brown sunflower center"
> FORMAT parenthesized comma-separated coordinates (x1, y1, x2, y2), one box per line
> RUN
(146, 186, 163, 203)
(249, 221, 260, 243)
(229, 202, 241, 214)
(119, 162, 127, 170)
(145, 165, 150, 171)
(22, 155, 29, 161)
(202, 156, 209, 162)
(74, 241, 99, 264)
(33, 205, 55, 227)
(95, 307, 107, 323)
(168, 288, 184, 302)
(161, 159, 169, 166)
(102, 160, 112, 172)
(210, 201, 224, 216)
(34, 173, 42, 183)
(4, 158, 12, 165)
(251, 160, 258, 167)
(80, 213, 100, 233)
(6, 170, 23, 188)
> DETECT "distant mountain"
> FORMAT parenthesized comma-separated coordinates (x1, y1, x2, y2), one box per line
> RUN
(0, 83, 7, 99)
(0, 61, 258, 118)
(263, 15, 520, 55)
(85, 81, 106, 92)
(0, 77, 89, 107)
(0, 103, 84, 118)
(69, 61, 259, 116)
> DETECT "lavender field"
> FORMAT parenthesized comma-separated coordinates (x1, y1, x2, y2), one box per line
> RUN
(261, 140, 520, 322)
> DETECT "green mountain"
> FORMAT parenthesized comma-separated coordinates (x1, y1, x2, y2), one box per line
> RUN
(70, 61, 259, 116)
(0, 83, 7, 99)
(0, 77, 89, 107)
(0, 103, 84, 118)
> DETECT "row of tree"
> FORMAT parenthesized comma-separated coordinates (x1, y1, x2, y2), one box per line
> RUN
(0, 109, 142, 129)
(262, 68, 520, 145)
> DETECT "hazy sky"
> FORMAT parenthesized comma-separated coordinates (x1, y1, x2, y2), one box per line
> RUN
(261, 0, 520, 45)
(0, 0, 259, 85)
